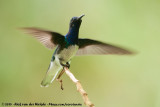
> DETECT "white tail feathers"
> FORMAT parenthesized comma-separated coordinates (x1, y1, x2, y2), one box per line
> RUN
(41, 61, 62, 87)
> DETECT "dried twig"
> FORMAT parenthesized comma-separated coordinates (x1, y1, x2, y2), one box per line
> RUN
(64, 67, 95, 107)
(56, 68, 65, 90)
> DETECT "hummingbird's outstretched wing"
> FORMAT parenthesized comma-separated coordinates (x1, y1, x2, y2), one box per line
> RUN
(76, 39, 132, 55)
(21, 28, 64, 49)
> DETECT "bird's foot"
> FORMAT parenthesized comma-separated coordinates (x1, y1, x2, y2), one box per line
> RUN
(60, 62, 70, 68)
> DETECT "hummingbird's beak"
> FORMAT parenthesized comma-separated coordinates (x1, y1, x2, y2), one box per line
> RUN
(77, 14, 85, 20)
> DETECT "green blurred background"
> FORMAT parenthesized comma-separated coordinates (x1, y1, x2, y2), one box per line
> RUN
(0, 0, 160, 107)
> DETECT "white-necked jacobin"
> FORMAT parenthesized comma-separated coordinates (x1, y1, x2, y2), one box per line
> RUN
(22, 14, 132, 87)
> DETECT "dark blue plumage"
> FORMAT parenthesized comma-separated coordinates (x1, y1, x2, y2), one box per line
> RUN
(65, 16, 83, 45)
(21, 14, 132, 87)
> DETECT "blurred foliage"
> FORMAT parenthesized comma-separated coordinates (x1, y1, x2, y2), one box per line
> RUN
(0, 0, 160, 107)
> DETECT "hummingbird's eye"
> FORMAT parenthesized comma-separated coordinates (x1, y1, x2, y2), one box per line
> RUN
(71, 17, 77, 23)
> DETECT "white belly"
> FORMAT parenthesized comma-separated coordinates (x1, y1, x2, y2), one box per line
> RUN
(57, 45, 79, 63)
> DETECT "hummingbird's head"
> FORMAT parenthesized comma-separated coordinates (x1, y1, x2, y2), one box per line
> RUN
(69, 14, 85, 29)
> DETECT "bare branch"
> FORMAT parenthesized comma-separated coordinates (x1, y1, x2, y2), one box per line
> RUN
(64, 67, 95, 107)
(57, 68, 65, 79)
(56, 68, 65, 90)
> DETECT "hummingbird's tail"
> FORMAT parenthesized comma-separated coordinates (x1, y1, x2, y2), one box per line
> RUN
(41, 60, 63, 87)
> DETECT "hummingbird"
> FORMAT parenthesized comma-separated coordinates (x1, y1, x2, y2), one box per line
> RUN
(21, 14, 132, 87)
